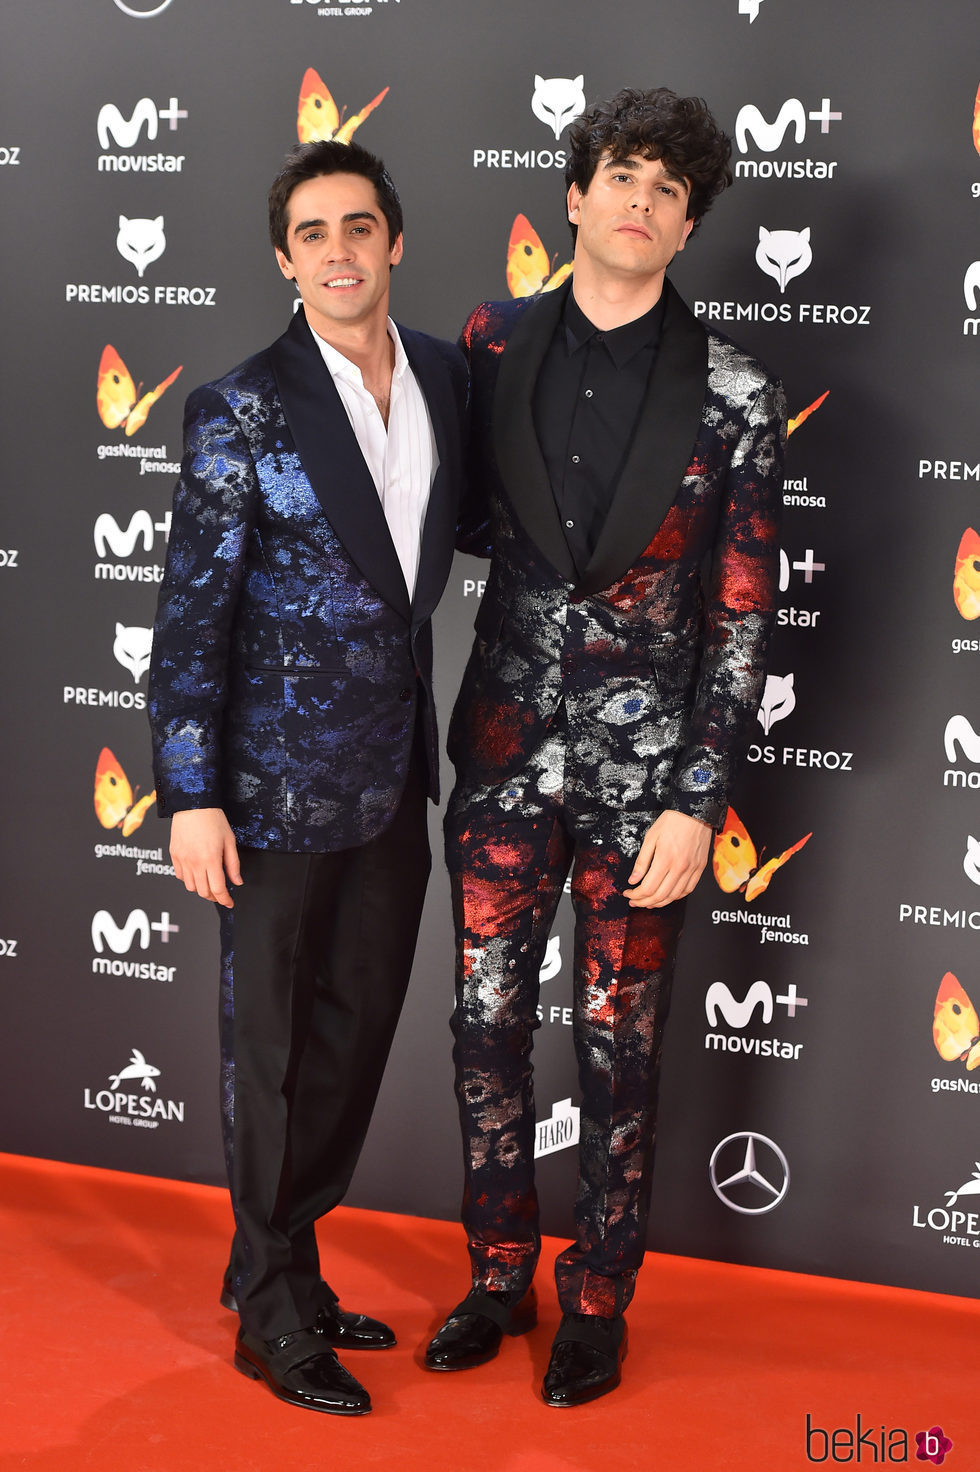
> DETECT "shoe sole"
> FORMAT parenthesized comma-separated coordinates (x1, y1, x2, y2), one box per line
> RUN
(234, 1351, 371, 1416)
(423, 1308, 538, 1372)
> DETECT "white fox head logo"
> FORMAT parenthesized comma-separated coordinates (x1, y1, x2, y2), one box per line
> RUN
(758, 673, 796, 735)
(116, 214, 166, 277)
(964, 261, 980, 311)
(113, 623, 153, 682)
(756, 226, 812, 293)
(539, 934, 562, 983)
(964, 836, 980, 887)
(531, 75, 585, 140)
(739, 0, 765, 20)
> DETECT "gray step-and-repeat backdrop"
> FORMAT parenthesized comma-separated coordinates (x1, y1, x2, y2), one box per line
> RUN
(1, 0, 978, 1299)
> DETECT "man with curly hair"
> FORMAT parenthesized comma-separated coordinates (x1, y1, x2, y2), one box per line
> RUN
(424, 88, 785, 1404)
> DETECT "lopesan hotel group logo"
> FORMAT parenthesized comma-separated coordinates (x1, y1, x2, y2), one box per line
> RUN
(286, 0, 400, 20)
(473, 74, 584, 172)
(83, 1047, 185, 1128)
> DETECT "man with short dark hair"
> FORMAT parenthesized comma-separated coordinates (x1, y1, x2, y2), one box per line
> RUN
(149, 139, 466, 1415)
(425, 87, 784, 1405)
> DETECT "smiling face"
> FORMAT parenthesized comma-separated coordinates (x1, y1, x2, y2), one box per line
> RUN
(567, 151, 694, 292)
(274, 171, 403, 342)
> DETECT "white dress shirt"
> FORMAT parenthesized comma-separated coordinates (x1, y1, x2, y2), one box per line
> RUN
(310, 319, 438, 602)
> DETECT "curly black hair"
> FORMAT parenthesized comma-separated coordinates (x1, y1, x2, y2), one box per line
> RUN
(565, 87, 733, 236)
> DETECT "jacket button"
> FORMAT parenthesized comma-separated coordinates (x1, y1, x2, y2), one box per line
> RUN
(399, 687, 413, 703)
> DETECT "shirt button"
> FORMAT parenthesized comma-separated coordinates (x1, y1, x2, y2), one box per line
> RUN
(571, 454, 580, 464)
(584, 389, 594, 398)
(565, 519, 575, 528)
(595, 333, 604, 342)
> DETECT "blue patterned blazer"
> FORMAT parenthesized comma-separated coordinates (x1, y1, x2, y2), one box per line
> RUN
(148, 307, 467, 852)
(449, 279, 785, 830)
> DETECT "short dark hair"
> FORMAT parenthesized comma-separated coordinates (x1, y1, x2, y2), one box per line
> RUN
(268, 139, 403, 256)
(565, 87, 733, 237)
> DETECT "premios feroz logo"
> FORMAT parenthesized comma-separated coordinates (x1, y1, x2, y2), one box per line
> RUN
(473, 74, 585, 172)
(695, 225, 871, 329)
(748, 671, 854, 775)
(64, 623, 152, 714)
(66, 213, 216, 308)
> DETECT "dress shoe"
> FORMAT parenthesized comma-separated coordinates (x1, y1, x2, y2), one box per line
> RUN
(424, 1285, 537, 1370)
(542, 1312, 627, 1407)
(234, 1323, 371, 1415)
(221, 1274, 395, 1347)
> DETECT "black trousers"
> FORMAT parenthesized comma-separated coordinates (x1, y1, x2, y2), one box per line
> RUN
(217, 741, 430, 1339)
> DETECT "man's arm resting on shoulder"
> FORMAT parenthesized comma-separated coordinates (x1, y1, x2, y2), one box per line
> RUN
(623, 809, 713, 908)
(170, 808, 242, 908)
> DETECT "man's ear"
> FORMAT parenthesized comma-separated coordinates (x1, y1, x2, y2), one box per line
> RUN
(274, 246, 295, 281)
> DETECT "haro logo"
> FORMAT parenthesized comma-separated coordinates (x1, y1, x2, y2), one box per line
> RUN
(92, 909, 178, 954)
(530, 75, 585, 140)
(296, 68, 388, 144)
(944, 715, 980, 789)
(756, 226, 812, 293)
(738, 0, 765, 22)
(116, 215, 166, 277)
(113, 623, 153, 683)
(953, 528, 980, 620)
(736, 98, 842, 153)
(93, 747, 156, 835)
(97, 96, 187, 149)
(506, 215, 572, 298)
(534, 1098, 580, 1158)
(94, 510, 171, 560)
(97, 346, 181, 435)
(757, 673, 795, 734)
(713, 807, 811, 902)
(933, 972, 980, 1074)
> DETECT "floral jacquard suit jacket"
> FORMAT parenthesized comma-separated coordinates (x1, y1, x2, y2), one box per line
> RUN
(448, 278, 785, 830)
(149, 307, 467, 852)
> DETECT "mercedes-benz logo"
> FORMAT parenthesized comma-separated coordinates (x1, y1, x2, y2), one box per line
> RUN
(113, 0, 174, 16)
(709, 1130, 789, 1215)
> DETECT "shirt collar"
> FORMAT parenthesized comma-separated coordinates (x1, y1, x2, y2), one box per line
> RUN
(562, 289, 666, 368)
(309, 317, 408, 385)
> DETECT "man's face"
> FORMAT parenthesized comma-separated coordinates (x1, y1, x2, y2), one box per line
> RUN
(274, 172, 402, 339)
(567, 151, 694, 284)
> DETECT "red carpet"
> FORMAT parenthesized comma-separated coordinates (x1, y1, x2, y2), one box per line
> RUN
(1, 1153, 977, 1470)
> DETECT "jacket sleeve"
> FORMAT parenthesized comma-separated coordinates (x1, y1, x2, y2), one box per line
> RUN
(455, 304, 494, 559)
(665, 377, 786, 828)
(147, 385, 258, 816)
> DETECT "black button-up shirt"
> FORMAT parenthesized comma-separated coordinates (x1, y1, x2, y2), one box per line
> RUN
(532, 289, 666, 575)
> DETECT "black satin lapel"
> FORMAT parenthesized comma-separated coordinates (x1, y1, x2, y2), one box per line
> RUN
(579, 282, 708, 595)
(400, 327, 459, 625)
(491, 283, 577, 583)
(269, 308, 410, 621)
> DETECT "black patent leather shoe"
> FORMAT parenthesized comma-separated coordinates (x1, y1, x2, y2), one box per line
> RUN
(423, 1285, 537, 1370)
(542, 1312, 627, 1407)
(221, 1275, 394, 1348)
(317, 1303, 396, 1350)
(234, 1324, 371, 1415)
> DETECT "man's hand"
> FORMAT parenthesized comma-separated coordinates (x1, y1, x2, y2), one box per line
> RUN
(170, 808, 243, 908)
(623, 810, 713, 908)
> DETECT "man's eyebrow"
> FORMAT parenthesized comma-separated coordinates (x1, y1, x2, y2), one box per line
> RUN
(290, 209, 379, 234)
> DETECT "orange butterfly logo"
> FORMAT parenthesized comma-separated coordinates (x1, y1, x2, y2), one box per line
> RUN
(953, 527, 980, 620)
(787, 390, 829, 437)
(296, 68, 388, 144)
(506, 214, 573, 298)
(97, 346, 182, 437)
(712, 806, 812, 902)
(933, 972, 980, 1071)
(973, 80, 980, 156)
(94, 747, 156, 836)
